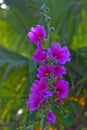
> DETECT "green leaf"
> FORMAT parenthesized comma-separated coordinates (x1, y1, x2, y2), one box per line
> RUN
(62, 113, 75, 126)
(60, 126, 64, 130)
(40, 114, 46, 130)
(0, 47, 28, 80)
(26, 125, 34, 130)
(0, 47, 28, 66)
(27, 59, 38, 87)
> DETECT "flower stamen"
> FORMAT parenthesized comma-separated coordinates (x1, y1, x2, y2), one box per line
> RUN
(45, 72, 49, 76)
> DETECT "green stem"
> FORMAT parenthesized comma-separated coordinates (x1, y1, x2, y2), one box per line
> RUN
(47, 22, 50, 47)
(45, 123, 50, 130)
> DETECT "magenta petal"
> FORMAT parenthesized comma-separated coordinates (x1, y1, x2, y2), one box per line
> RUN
(33, 46, 47, 63)
(31, 79, 52, 99)
(47, 111, 56, 123)
(52, 65, 66, 78)
(48, 43, 71, 64)
(26, 93, 44, 113)
(55, 80, 69, 99)
(28, 25, 46, 44)
(37, 65, 53, 79)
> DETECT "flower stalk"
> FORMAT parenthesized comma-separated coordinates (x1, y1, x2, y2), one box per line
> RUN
(26, 3, 71, 128)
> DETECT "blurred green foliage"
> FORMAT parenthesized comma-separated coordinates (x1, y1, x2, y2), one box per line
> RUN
(0, 0, 87, 130)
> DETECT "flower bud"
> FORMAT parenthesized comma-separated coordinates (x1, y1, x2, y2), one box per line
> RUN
(45, 16, 51, 22)
(40, 4, 46, 11)
(45, 7, 49, 13)
(40, 12, 44, 16)
(50, 27, 55, 32)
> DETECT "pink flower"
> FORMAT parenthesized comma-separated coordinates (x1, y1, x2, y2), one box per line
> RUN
(30, 79, 52, 98)
(55, 80, 69, 99)
(52, 65, 66, 78)
(47, 111, 56, 123)
(48, 43, 71, 64)
(28, 25, 46, 45)
(37, 65, 53, 79)
(33, 45, 47, 63)
(26, 93, 44, 113)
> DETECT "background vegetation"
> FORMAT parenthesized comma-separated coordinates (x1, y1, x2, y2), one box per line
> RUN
(0, 0, 87, 130)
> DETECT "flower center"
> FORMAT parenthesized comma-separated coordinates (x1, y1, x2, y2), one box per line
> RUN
(45, 72, 49, 76)
(57, 90, 60, 94)
(54, 52, 61, 59)
(35, 98, 40, 107)
(41, 56, 45, 60)
(55, 55, 58, 58)
(39, 85, 45, 91)
(37, 36, 41, 40)
(55, 67, 58, 72)
(36, 33, 42, 40)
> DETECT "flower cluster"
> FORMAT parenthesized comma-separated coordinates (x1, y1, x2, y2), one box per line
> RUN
(26, 25, 71, 123)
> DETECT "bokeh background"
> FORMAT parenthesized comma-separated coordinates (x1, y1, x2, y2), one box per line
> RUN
(0, 0, 87, 130)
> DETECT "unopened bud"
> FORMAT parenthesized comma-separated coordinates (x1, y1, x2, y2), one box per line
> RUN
(45, 16, 51, 22)
(40, 12, 44, 16)
(45, 7, 49, 12)
(40, 4, 46, 11)
(50, 27, 55, 32)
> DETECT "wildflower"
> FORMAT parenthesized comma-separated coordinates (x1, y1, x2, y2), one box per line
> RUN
(33, 45, 47, 62)
(52, 65, 66, 78)
(37, 65, 53, 79)
(26, 22, 71, 124)
(31, 79, 52, 98)
(55, 80, 69, 99)
(78, 97, 85, 106)
(69, 96, 78, 102)
(26, 93, 44, 113)
(48, 43, 70, 64)
(47, 111, 56, 123)
(28, 25, 46, 45)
